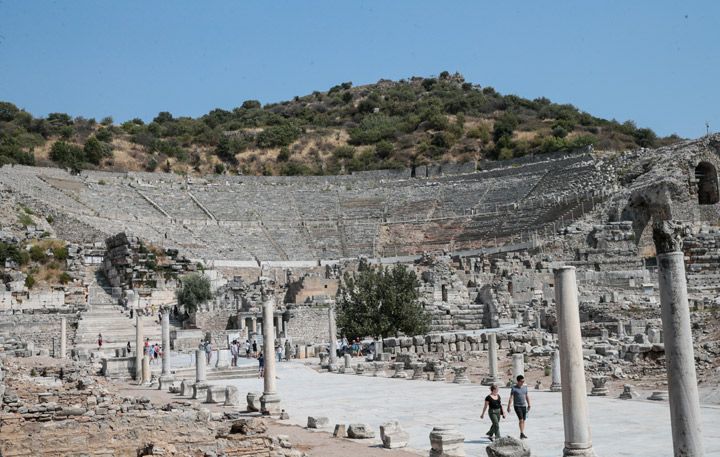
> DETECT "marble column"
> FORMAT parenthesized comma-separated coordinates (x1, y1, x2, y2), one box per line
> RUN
(141, 355, 151, 383)
(59, 317, 67, 359)
(511, 353, 524, 382)
(482, 333, 501, 385)
(159, 309, 173, 388)
(135, 314, 143, 382)
(653, 221, 704, 457)
(195, 349, 206, 383)
(260, 297, 282, 415)
(555, 266, 595, 457)
(550, 349, 562, 392)
(251, 317, 257, 334)
(328, 306, 338, 370)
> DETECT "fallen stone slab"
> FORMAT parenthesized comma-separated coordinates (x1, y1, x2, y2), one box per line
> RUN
(307, 416, 329, 428)
(347, 423, 375, 439)
(485, 436, 531, 457)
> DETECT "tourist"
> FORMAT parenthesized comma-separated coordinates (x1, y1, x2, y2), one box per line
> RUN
(230, 340, 238, 367)
(258, 352, 265, 378)
(507, 375, 531, 439)
(205, 340, 213, 365)
(126, 341, 131, 355)
(275, 343, 283, 362)
(198, 339, 205, 351)
(284, 339, 293, 361)
(129, 308, 134, 319)
(480, 384, 506, 442)
(97, 333, 103, 349)
(244, 340, 251, 358)
(153, 343, 160, 363)
(252, 339, 258, 357)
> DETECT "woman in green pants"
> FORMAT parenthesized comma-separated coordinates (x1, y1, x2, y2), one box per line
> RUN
(480, 384, 506, 441)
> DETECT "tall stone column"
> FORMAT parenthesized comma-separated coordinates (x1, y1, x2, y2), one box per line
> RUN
(555, 266, 595, 457)
(135, 314, 143, 382)
(653, 221, 704, 457)
(142, 355, 151, 383)
(511, 353, 524, 381)
(328, 306, 338, 371)
(482, 333, 501, 385)
(550, 348, 562, 392)
(158, 309, 174, 388)
(251, 317, 257, 334)
(59, 317, 67, 359)
(260, 297, 282, 415)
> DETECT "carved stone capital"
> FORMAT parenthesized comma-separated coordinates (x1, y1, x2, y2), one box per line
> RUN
(652, 220, 686, 254)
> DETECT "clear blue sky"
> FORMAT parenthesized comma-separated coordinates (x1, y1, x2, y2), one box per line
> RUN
(1, 1, 718, 138)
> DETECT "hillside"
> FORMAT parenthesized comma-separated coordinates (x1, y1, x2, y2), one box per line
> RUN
(0, 72, 680, 176)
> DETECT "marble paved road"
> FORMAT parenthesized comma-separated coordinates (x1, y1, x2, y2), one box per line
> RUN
(210, 362, 720, 457)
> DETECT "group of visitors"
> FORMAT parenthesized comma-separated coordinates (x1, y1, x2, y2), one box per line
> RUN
(140, 338, 162, 364)
(480, 375, 531, 441)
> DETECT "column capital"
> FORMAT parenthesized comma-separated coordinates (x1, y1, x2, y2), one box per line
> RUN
(652, 220, 687, 254)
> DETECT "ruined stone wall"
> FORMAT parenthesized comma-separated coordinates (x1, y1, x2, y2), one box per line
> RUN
(193, 310, 236, 331)
(0, 313, 78, 353)
(285, 304, 330, 344)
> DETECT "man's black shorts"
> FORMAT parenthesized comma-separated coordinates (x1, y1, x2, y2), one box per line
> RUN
(514, 405, 528, 420)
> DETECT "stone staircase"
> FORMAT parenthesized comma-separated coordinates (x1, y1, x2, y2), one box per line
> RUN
(74, 268, 165, 355)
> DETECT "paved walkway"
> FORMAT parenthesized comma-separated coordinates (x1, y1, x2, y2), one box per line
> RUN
(209, 361, 720, 457)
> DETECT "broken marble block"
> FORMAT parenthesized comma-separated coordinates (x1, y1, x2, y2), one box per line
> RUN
(380, 421, 409, 449)
(307, 416, 329, 428)
(347, 423, 375, 439)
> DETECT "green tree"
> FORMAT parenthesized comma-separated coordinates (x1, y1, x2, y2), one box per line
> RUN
(49, 141, 85, 170)
(176, 273, 213, 314)
(336, 259, 428, 339)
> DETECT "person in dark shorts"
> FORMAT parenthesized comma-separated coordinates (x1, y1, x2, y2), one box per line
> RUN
(507, 375, 531, 439)
(258, 352, 265, 378)
(480, 384, 506, 441)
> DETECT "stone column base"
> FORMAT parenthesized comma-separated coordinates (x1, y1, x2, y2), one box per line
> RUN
(192, 382, 209, 400)
(550, 383, 562, 392)
(481, 377, 503, 386)
(563, 446, 596, 456)
(261, 392, 282, 416)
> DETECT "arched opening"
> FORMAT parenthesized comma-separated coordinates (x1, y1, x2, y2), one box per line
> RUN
(696, 162, 719, 205)
(441, 284, 448, 302)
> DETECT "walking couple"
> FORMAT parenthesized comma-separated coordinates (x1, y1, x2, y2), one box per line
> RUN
(480, 375, 531, 441)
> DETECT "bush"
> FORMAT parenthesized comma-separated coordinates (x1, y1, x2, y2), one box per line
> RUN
(83, 137, 112, 165)
(256, 123, 301, 148)
(241, 100, 261, 110)
(52, 245, 68, 261)
(0, 242, 27, 266)
(277, 147, 291, 162)
(18, 213, 33, 227)
(214, 163, 225, 174)
(333, 145, 355, 160)
(176, 273, 213, 314)
(59, 272, 72, 284)
(25, 274, 36, 289)
(49, 141, 85, 170)
(29, 245, 47, 263)
(375, 140, 394, 159)
(348, 114, 401, 145)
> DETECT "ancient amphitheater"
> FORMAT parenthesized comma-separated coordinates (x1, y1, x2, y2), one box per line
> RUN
(1, 135, 720, 456)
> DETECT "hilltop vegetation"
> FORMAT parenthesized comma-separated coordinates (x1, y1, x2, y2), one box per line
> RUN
(0, 73, 680, 176)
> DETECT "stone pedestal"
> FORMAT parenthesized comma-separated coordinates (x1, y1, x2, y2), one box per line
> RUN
(555, 266, 595, 457)
(452, 366, 470, 384)
(590, 376, 608, 396)
(224, 386, 240, 406)
(246, 391, 261, 412)
(654, 221, 704, 457)
(355, 363, 365, 375)
(550, 349, 562, 392)
(482, 333, 502, 385)
(373, 362, 386, 377)
(59, 317, 67, 359)
(135, 314, 143, 382)
(392, 362, 408, 378)
(341, 353, 354, 374)
(511, 354, 524, 382)
(429, 426, 465, 457)
(260, 297, 282, 415)
(619, 385, 639, 400)
(180, 379, 194, 396)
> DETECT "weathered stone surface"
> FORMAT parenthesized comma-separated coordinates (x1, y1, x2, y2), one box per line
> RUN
(380, 421, 409, 449)
(224, 386, 240, 407)
(429, 426, 465, 457)
(246, 391, 261, 412)
(347, 423, 375, 439)
(307, 416, 329, 428)
(485, 436, 531, 457)
(333, 423, 346, 437)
